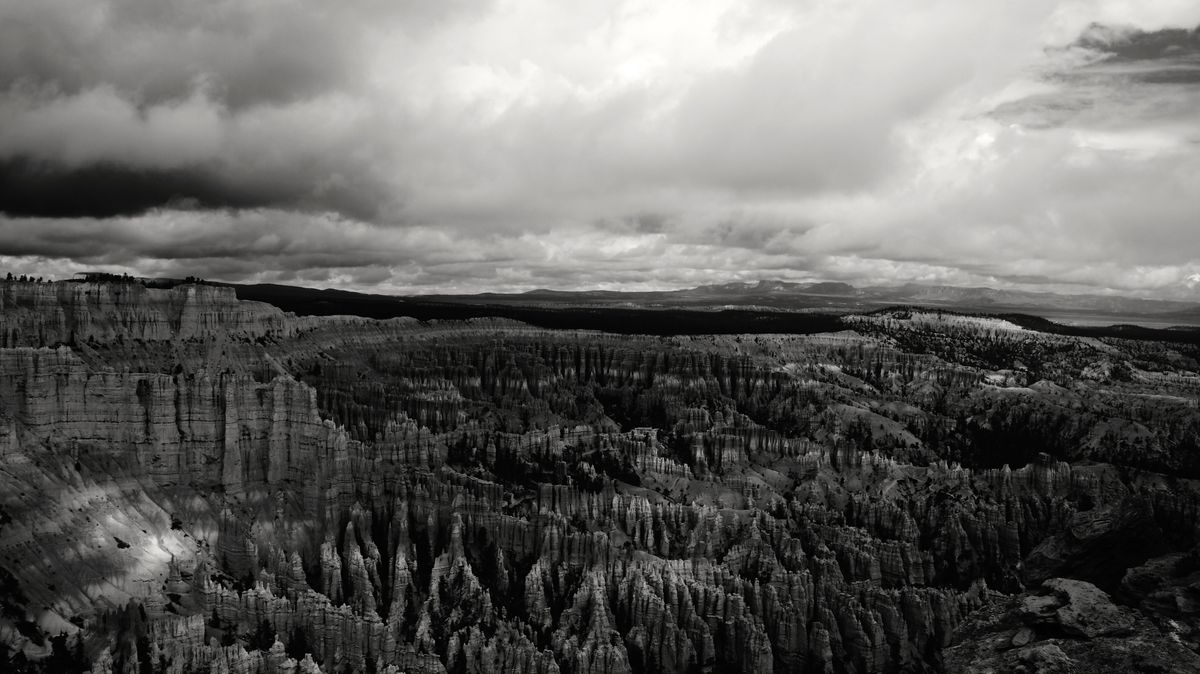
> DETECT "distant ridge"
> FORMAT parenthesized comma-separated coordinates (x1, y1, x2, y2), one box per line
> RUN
(84, 273, 1194, 323)
(416, 279, 1200, 319)
(198, 277, 1200, 338)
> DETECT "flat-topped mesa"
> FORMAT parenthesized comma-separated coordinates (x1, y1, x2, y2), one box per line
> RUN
(0, 280, 294, 345)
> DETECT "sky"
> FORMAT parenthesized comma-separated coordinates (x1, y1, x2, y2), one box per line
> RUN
(0, 0, 1198, 297)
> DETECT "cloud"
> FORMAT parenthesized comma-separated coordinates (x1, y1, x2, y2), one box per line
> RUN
(992, 22, 1200, 131)
(0, 0, 482, 108)
(0, 158, 272, 218)
(0, 82, 391, 219)
(0, 208, 814, 292)
(662, 1, 1049, 195)
(1075, 22, 1200, 61)
(1, 0, 1199, 297)
(0, 0, 1043, 221)
(0, 0, 435, 219)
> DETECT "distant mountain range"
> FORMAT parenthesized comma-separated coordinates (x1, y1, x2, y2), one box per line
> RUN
(99, 275, 1197, 329)
(415, 279, 1200, 323)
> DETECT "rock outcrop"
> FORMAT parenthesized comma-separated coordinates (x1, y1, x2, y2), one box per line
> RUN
(945, 578, 1200, 673)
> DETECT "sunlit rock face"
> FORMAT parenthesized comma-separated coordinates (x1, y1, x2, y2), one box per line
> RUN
(2, 279, 1200, 673)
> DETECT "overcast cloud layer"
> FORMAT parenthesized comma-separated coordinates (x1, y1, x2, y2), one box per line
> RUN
(1, 0, 1198, 296)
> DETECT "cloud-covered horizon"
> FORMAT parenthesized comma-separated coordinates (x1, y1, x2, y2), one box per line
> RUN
(1, 0, 1198, 297)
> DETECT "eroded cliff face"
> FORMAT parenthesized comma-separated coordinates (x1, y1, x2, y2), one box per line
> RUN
(2, 283, 1199, 673)
(0, 282, 294, 346)
(0, 347, 336, 490)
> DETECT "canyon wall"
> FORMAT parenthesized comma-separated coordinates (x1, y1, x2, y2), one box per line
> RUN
(2, 282, 1199, 673)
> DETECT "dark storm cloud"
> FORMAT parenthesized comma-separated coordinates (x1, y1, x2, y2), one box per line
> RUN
(0, 83, 396, 220)
(0, 0, 433, 219)
(0, 157, 277, 218)
(992, 23, 1200, 130)
(0, 153, 390, 221)
(1074, 23, 1200, 62)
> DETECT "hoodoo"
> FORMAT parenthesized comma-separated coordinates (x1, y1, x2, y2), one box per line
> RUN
(2, 280, 1199, 672)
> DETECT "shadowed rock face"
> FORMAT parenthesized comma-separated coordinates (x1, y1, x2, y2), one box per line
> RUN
(0, 283, 1199, 673)
(944, 577, 1200, 673)
(1022, 495, 1171, 589)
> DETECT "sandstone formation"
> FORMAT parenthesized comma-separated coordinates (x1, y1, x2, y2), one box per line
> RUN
(0, 280, 1198, 672)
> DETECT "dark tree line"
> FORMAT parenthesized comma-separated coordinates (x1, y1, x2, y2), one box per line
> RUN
(3, 273, 47, 283)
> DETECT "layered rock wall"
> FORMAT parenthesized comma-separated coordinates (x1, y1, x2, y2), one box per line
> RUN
(0, 347, 331, 491)
(0, 281, 294, 346)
